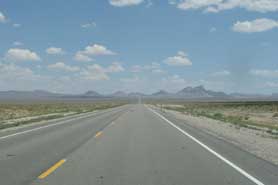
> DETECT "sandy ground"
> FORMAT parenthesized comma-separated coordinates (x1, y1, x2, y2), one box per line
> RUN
(0, 112, 76, 126)
(159, 107, 278, 166)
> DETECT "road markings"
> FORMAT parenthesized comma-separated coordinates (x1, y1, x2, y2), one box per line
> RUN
(0, 108, 117, 140)
(148, 107, 265, 185)
(38, 159, 66, 179)
(0, 113, 98, 140)
(94, 131, 103, 138)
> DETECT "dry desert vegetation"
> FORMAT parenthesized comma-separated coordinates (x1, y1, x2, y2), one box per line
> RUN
(151, 101, 278, 165)
(0, 101, 126, 130)
(159, 101, 278, 135)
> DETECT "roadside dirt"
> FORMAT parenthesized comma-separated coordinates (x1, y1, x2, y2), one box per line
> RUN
(161, 107, 278, 166)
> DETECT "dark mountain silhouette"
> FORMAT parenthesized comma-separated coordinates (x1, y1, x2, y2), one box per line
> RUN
(128, 92, 147, 97)
(110, 91, 128, 97)
(83, 91, 102, 97)
(152, 90, 171, 96)
(0, 86, 276, 100)
(176, 85, 229, 98)
(0, 90, 64, 100)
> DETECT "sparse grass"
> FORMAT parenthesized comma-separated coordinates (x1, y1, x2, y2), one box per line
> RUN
(0, 101, 127, 130)
(273, 113, 278, 117)
(155, 101, 278, 134)
(0, 114, 64, 130)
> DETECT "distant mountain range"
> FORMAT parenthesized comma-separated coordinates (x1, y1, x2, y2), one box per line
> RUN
(0, 90, 65, 100)
(0, 86, 277, 101)
(176, 86, 228, 98)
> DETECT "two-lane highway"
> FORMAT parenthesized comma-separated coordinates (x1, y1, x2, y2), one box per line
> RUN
(0, 105, 130, 185)
(1, 104, 277, 185)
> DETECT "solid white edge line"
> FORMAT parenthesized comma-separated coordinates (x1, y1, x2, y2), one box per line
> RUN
(147, 106, 265, 185)
(0, 113, 94, 140)
(0, 108, 120, 140)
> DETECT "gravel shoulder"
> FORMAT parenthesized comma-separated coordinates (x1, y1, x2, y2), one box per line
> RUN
(161, 107, 278, 166)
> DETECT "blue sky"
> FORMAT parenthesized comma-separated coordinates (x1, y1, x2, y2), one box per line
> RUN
(0, 0, 278, 94)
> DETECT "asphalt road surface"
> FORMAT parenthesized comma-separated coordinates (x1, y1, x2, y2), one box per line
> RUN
(0, 104, 277, 185)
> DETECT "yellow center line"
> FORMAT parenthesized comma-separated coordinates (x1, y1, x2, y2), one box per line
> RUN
(38, 159, 66, 179)
(94, 131, 103, 138)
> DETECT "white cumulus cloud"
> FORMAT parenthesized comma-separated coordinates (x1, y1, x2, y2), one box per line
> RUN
(164, 51, 192, 66)
(0, 63, 63, 92)
(177, 0, 222, 10)
(74, 44, 116, 62)
(0, 63, 35, 80)
(80, 64, 110, 81)
(174, 0, 278, 13)
(81, 22, 96, 28)
(74, 52, 93, 62)
(0, 11, 6, 23)
(250, 69, 278, 77)
(105, 62, 125, 72)
(82, 44, 116, 56)
(233, 18, 278, 33)
(46, 47, 65, 55)
(5, 48, 41, 62)
(80, 63, 124, 81)
(109, 0, 144, 7)
(130, 62, 163, 73)
(48, 62, 80, 72)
